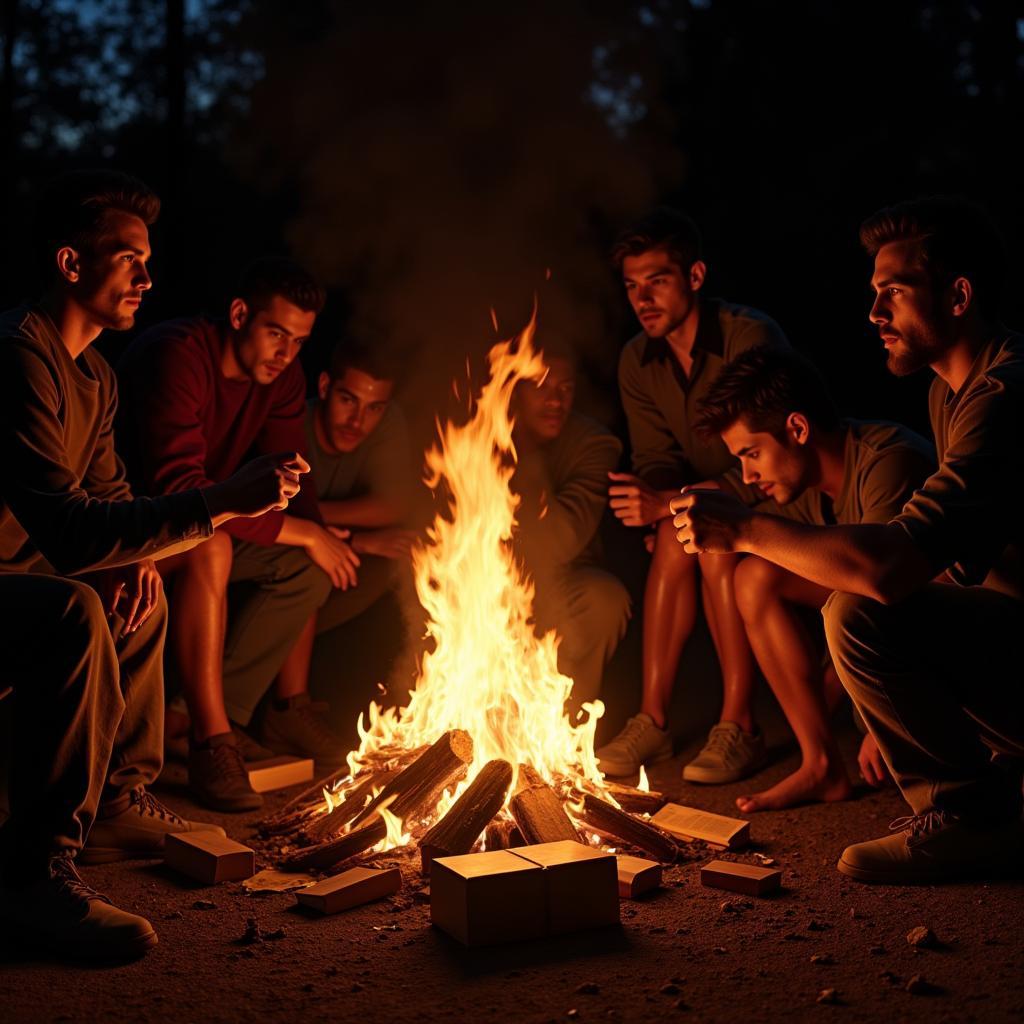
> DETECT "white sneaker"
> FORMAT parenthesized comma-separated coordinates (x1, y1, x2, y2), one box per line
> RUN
(595, 713, 672, 777)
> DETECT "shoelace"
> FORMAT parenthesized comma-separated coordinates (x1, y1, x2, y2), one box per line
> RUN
(889, 809, 955, 839)
(618, 716, 654, 753)
(211, 740, 250, 781)
(703, 725, 740, 758)
(50, 855, 111, 906)
(130, 788, 185, 825)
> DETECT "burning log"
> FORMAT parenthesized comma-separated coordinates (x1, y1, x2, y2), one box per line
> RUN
(578, 792, 678, 864)
(351, 729, 474, 828)
(301, 770, 398, 844)
(509, 764, 580, 845)
(420, 759, 513, 874)
(600, 780, 667, 816)
(283, 731, 474, 872)
(484, 819, 525, 851)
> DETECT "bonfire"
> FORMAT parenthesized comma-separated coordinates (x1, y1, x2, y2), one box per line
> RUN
(261, 316, 680, 872)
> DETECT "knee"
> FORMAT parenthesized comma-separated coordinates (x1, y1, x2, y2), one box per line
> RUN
(821, 590, 884, 669)
(734, 556, 782, 624)
(652, 517, 695, 575)
(59, 579, 109, 638)
(180, 529, 233, 587)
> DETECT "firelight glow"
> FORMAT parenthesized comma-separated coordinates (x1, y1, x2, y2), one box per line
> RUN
(337, 313, 607, 841)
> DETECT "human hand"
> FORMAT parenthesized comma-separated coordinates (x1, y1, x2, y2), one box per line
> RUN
(352, 528, 418, 560)
(205, 451, 310, 523)
(607, 472, 672, 527)
(857, 732, 889, 787)
(670, 486, 752, 554)
(96, 559, 162, 638)
(306, 524, 361, 589)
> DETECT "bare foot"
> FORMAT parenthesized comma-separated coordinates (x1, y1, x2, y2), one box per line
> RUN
(736, 762, 853, 813)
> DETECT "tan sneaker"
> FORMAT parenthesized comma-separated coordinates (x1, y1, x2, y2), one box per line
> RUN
(80, 788, 226, 864)
(682, 721, 766, 784)
(595, 713, 672, 777)
(260, 694, 346, 771)
(837, 809, 1024, 884)
(0, 855, 157, 961)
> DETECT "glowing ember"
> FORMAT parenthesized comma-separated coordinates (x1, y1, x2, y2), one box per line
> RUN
(340, 313, 606, 823)
(637, 766, 650, 793)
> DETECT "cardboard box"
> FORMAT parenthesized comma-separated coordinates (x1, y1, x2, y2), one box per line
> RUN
(246, 756, 315, 793)
(616, 854, 662, 899)
(511, 840, 619, 934)
(296, 866, 401, 914)
(700, 859, 781, 897)
(431, 849, 545, 946)
(651, 803, 750, 849)
(164, 832, 255, 884)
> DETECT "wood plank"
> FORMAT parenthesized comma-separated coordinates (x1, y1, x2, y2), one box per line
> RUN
(164, 832, 255, 884)
(616, 854, 662, 899)
(247, 756, 314, 793)
(700, 859, 781, 896)
(296, 866, 402, 914)
(579, 793, 678, 863)
(509, 765, 580, 845)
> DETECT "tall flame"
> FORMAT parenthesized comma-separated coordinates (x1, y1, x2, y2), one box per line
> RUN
(347, 313, 605, 813)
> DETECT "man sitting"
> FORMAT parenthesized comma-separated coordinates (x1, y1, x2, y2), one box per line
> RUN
(673, 197, 1024, 883)
(0, 170, 306, 959)
(119, 259, 351, 811)
(695, 346, 933, 811)
(512, 345, 630, 713)
(598, 208, 790, 782)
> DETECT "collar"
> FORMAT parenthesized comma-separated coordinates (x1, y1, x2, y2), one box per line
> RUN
(638, 298, 724, 366)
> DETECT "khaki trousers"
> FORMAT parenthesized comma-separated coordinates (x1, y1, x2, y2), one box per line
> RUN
(221, 541, 331, 726)
(0, 573, 165, 868)
(823, 583, 1024, 819)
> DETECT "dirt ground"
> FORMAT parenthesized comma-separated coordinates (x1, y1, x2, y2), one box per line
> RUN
(3, 593, 1022, 1024)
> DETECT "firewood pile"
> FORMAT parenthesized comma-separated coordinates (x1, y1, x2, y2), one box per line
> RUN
(258, 730, 697, 875)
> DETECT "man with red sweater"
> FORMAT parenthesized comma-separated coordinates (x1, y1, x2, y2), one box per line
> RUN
(119, 260, 355, 811)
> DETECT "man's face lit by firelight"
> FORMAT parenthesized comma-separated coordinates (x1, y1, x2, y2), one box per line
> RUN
(622, 246, 704, 340)
(317, 366, 394, 454)
(229, 294, 316, 386)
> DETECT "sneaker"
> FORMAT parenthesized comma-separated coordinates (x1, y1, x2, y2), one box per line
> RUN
(188, 732, 263, 813)
(80, 788, 226, 865)
(260, 694, 346, 770)
(682, 721, 766, 784)
(595, 713, 672, 778)
(837, 809, 1024, 884)
(231, 722, 277, 763)
(0, 855, 157, 961)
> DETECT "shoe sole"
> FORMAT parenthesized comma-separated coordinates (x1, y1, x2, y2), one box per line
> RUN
(597, 749, 672, 779)
(682, 755, 768, 785)
(78, 846, 163, 866)
(19, 926, 159, 962)
(837, 854, 1023, 885)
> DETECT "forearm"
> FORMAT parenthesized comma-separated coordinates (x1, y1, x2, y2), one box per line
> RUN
(738, 515, 931, 603)
(274, 515, 313, 549)
(319, 495, 405, 529)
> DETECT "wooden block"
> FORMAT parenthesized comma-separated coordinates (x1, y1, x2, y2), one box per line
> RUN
(511, 840, 620, 934)
(296, 866, 401, 914)
(247, 756, 314, 793)
(651, 803, 750, 849)
(700, 859, 781, 897)
(164, 832, 255, 884)
(616, 854, 662, 899)
(431, 849, 545, 946)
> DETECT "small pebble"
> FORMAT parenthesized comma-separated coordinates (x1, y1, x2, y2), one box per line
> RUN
(816, 988, 839, 1005)
(907, 925, 938, 949)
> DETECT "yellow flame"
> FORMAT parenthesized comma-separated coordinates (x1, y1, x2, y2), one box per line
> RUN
(378, 806, 411, 850)
(341, 312, 607, 824)
(637, 765, 650, 792)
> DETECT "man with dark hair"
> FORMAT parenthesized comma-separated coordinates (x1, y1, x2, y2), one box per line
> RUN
(598, 207, 791, 783)
(512, 345, 630, 712)
(674, 196, 1024, 883)
(119, 258, 352, 811)
(696, 346, 933, 812)
(0, 170, 307, 958)
(273, 340, 418, 704)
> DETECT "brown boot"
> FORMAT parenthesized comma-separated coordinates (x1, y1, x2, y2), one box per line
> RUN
(260, 694, 346, 771)
(0, 855, 157, 961)
(188, 732, 263, 813)
(80, 788, 226, 865)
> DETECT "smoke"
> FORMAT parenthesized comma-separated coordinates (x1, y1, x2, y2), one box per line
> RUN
(239, 2, 679, 435)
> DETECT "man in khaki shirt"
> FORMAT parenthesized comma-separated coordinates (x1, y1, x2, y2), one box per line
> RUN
(674, 197, 1024, 884)
(696, 346, 934, 813)
(599, 208, 790, 783)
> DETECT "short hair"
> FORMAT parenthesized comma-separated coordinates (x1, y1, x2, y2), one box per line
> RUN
(859, 196, 1006, 318)
(236, 257, 326, 315)
(611, 207, 702, 272)
(327, 339, 401, 386)
(35, 169, 160, 282)
(697, 347, 841, 438)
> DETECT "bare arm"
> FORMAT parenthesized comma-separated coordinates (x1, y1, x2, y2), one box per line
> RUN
(319, 494, 406, 530)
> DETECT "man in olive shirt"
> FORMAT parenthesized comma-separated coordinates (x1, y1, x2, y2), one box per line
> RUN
(511, 348, 630, 712)
(599, 208, 790, 783)
(274, 342, 417, 701)
(696, 346, 934, 813)
(674, 197, 1024, 884)
(0, 171, 306, 959)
